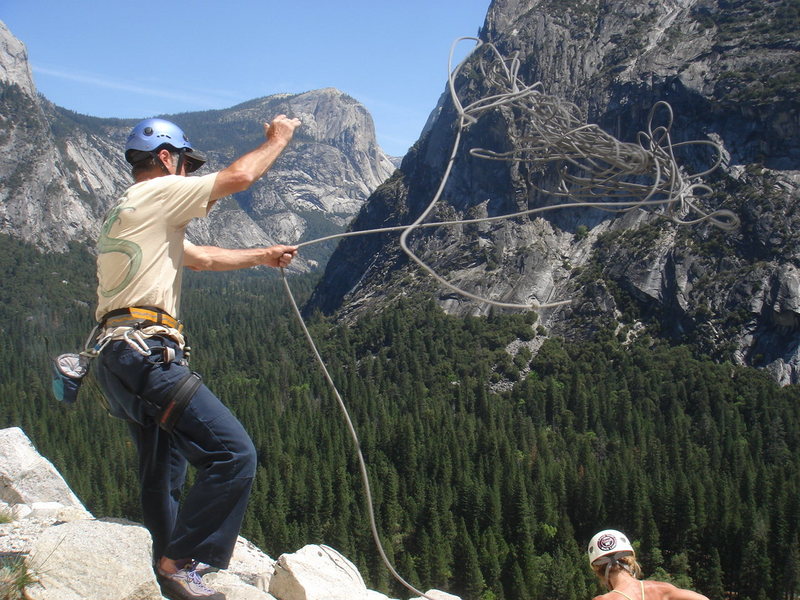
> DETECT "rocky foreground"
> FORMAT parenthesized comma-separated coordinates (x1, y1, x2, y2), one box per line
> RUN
(0, 427, 457, 600)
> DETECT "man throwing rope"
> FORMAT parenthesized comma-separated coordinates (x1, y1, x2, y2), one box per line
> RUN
(94, 115, 300, 600)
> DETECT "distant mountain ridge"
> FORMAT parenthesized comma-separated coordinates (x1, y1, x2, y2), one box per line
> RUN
(0, 20, 395, 266)
(304, 0, 800, 384)
(5, 2, 800, 385)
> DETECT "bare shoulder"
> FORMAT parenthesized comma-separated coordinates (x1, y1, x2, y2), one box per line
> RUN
(591, 593, 615, 600)
(646, 580, 709, 600)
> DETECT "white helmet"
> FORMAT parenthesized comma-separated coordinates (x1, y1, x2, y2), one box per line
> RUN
(587, 529, 634, 565)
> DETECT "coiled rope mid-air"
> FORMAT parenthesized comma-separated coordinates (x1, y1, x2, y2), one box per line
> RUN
(279, 37, 739, 599)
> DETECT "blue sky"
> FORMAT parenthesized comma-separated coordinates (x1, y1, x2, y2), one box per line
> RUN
(2, 1, 491, 157)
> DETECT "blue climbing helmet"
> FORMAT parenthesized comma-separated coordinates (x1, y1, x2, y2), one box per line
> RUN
(124, 118, 206, 173)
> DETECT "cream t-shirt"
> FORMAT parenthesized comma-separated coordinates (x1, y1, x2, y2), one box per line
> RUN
(95, 173, 217, 322)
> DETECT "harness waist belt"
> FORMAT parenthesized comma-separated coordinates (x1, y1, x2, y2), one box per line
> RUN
(101, 307, 182, 331)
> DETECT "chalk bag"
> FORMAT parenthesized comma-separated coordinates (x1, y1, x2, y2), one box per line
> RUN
(52, 353, 91, 404)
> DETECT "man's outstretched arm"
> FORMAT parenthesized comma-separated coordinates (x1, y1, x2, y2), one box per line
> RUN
(184, 243, 298, 271)
(210, 114, 301, 202)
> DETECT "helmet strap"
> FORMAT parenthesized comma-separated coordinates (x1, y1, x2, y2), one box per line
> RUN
(597, 553, 634, 589)
(174, 149, 187, 176)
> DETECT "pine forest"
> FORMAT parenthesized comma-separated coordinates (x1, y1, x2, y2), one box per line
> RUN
(0, 234, 798, 600)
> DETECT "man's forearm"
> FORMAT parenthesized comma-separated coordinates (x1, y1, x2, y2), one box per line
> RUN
(184, 244, 298, 271)
(211, 115, 301, 200)
(211, 140, 288, 199)
(184, 246, 270, 271)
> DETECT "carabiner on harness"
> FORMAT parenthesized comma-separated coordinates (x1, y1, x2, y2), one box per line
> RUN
(122, 328, 153, 356)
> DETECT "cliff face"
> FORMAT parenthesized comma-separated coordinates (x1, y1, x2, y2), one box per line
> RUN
(0, 21, 125, 253)
(0, 21, 394, 263)
(304, 0, 800, 383)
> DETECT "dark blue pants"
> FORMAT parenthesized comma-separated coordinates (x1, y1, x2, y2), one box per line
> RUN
(95, 335, 256, 569)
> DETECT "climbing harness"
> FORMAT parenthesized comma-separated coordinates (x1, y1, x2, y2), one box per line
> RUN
(101, 306, 184, 332)
(156, 371, 202, 433)
(52, 307, 193, 430)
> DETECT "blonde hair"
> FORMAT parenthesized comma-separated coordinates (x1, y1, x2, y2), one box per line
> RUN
(591, 554, 643, 589)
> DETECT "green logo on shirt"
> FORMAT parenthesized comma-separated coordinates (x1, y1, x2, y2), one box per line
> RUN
(97, 206, 142, 297)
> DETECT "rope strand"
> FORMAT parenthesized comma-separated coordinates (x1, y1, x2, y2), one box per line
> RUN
(280, 269, 435, 600)
(295, 38, 736, 310)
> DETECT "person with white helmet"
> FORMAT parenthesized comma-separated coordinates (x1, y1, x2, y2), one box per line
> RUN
(587, 530, 709, 600)
(94, 114, 301, 600)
